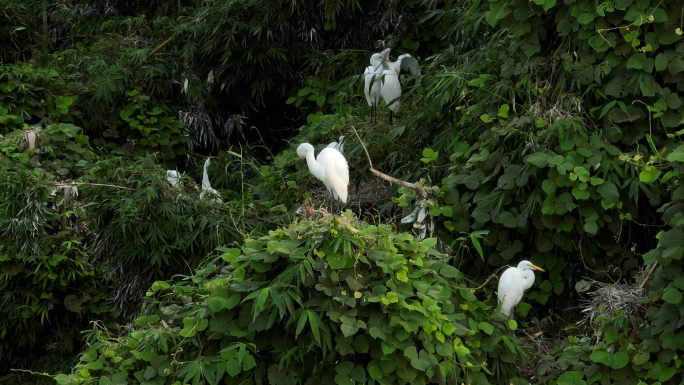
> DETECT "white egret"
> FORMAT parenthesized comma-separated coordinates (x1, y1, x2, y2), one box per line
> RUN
(364, 49, 390, 125)
(379, 53, 421, 125)
(166, 170, 181, 188)
(297, 143, 349, 204)
(497, 260, 545, 319)
(326, 135, 345, 154)
(199, 158, 222, 203)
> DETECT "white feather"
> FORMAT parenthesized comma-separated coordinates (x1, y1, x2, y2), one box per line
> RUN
(297, 143, 349, 203)
(497, 260, 544, 319)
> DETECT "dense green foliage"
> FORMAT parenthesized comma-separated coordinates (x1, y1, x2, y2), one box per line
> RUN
(2, 0, 684, 384)
(54, 216, 530, 385)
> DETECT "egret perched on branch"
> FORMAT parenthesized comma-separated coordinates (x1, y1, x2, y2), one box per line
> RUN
(326, 135, 346, 154)
(364, 48, 390, 125)
(364, 49, 421, 125)
(199, 158, 222, 203)
(497, 260, 545, 319)
(297, 143, 349, 204)
(379, 53, 421, 125)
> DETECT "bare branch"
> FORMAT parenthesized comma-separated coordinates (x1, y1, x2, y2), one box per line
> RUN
(149, 36, 174, 57)
(638, 262, 658, 289)
(350, 126, 428, 199)
(49, 182, 136, 191)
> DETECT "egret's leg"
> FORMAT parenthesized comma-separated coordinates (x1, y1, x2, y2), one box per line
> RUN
(389, 111, 394, 125)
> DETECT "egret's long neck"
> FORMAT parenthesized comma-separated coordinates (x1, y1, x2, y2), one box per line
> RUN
(521, 270, 535, 291)
(305, 152, 324, 180)
(202, 161, 211, 188)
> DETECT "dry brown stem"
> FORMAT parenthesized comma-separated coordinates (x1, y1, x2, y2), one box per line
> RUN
(638, 262, 658, 289)
(149, 36, 173, 56)
(350, 126, 428, 199)
(50, 182, 136, 191)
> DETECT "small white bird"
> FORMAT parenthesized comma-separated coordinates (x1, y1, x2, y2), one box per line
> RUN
(326, 135, 345, 154)
(199, 158, 222, 203)
(297, 143, 349, 204)
(166, 170, 181, 188)
(497, 260, 545, 319)
(364, 49, 391, 125)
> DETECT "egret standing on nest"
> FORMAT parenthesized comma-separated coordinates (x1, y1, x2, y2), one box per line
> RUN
(498, 260, 545, 319)
(297, 143, 349, 207)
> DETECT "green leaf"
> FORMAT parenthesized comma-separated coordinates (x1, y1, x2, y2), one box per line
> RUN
(525, 152, 549, 167)
(663, 288, 682, 304)
(55, 374, 71, 385)
(584, 222, 598, 234)
(589, 350, 613, 366)
(667, 145, 684, 161)
(252, 288, 270, 320)
(673, 277, 684, 290)
(151, 281, 170, 292)
(597, 182, 619, 203)
(639, 166, 661, 183)
(578, 13, 596, 24)
(442, 323, 456, 335)
(478, 322, 494, 335)
(611, 351, 629, 369)
(220, 248, 242, 263)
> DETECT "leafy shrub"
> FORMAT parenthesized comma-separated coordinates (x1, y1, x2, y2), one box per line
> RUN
(56, 214, 532, 385)
(0, 64, 79, 133)
(0, 123, 107, 370)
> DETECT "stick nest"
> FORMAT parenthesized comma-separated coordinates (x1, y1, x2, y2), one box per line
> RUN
(579, 279, 646, 326)
(311, 178, 393, 212)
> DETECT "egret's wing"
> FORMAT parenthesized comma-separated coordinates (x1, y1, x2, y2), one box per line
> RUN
(398, 54, 420, 75)
(319, 148, 349, 203)
(379, 70, 401, 112)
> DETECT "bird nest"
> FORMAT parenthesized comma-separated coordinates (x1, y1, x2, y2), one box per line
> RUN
(578, 279, 646, 327)
(311, 178, 393, 213)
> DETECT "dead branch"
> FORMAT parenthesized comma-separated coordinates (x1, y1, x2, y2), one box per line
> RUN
(49, 182, 136, 191)
(638, 262, 659, 289)
(149, 36, 173, 56)
(351, 126, 428, 199)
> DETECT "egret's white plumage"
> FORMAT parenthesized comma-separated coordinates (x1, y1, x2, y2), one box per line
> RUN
(364, 49, 390, 125)
(166, 170, 181, 188)
(497, 260, 545, 319)
(380, 69, 401, 118)
(327, 135, 345, 154)
(297, 143, 349, 203)
(363, 49, 420, 125)
(199, 158, 222, 203)
(386, 53, 421, 76)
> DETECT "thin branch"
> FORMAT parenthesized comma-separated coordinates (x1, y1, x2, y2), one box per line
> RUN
(149, 36, 174, 56)
(350, 126, 428, 199)
(351, 125, 373, 170)
(638, 262, 658, 289)
(48, 182, 136, 191)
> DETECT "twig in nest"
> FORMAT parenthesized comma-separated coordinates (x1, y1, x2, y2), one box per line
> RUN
(301, 198, 329, 219)
(579, 279, 646, 328)
(350, 125, 428, 199)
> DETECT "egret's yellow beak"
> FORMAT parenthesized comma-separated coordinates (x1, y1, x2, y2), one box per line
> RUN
(528, 263, 545, 272)
(395, 69, 399, 74)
